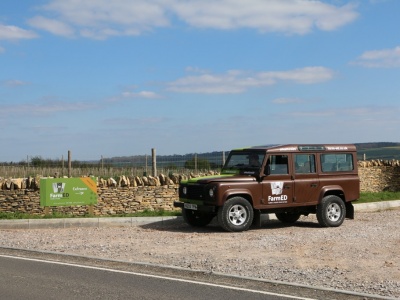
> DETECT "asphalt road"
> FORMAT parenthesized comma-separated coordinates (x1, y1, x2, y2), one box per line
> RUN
(0, 254, 313, 300)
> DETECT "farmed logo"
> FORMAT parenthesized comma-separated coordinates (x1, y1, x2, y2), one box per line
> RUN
(269, 181, 288, 203)
(50, 182, 69, 199)
(270, 182, 283, 195)
(52, 182, 65, 193)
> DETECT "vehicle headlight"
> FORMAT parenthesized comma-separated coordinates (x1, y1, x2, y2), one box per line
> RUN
(209, 188, 214, 198)
(182, 187, 187, 195)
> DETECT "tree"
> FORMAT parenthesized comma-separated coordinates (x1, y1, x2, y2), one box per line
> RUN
(184, 158, 210, 170)
(30, 156, 45, 167)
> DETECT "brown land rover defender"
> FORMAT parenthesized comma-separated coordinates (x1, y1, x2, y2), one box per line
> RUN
(174, 144, 360, 232)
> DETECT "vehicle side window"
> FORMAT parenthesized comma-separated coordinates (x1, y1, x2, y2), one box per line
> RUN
(321, 153, 354, 172)
(295, 154, 316, 174)
(267, 155, 289, 174)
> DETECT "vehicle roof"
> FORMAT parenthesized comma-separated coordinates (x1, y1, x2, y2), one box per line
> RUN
(232, 144, 357, 152)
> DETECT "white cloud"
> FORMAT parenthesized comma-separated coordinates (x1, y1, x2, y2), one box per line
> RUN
(34, 0, 170, 39)
(259, 67, 335, 84)
(30, 0, 358, 39)
(1, 80, 30, 87)
(0, 24, 37, 40)
(167, 67, 335, 94)
(103, 116, 167, 126)
(352, 46, 400, 68)
(272, 98, 304, 104)
(121, 90, 162, 99)
(27, 16, 74, 37)
(106, 89, 163, 102)
(0, 100, 96, 117)
(185, 66, 210, 74)
(287, 105, 398, 119)
(171, 0, 358, 34)
(368, 0, 390, 4)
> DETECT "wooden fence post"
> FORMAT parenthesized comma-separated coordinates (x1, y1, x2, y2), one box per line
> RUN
(152, 148, 157, 177)
(68, 150, 71, 178)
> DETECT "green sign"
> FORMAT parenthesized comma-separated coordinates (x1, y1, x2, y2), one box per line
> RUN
(40, 177, 98, 207)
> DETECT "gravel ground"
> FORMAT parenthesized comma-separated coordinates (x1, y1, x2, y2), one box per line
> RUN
(1, 209, 399, 299)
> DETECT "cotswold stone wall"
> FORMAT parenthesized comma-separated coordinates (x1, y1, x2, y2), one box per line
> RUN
(0, 173, 195, 216)
(0, 185, 179, 216)
(0, 164, 399, 216)
(358, 160, 400, 193)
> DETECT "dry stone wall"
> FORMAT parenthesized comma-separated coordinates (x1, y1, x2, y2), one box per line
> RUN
(0, 173, 196, 216)
(0, 185, 180, 216)
(0, 164, 399, 216)
(358, 160, 400, 192)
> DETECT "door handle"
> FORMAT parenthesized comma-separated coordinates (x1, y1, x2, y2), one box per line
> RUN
(310, 183, 318, 187)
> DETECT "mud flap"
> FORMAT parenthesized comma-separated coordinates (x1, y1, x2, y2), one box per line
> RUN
(345, 202, 354, 219)
(252, 209, 261, 227)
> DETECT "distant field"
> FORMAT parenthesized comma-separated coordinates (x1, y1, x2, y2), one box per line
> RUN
(357, 146, 400, 160)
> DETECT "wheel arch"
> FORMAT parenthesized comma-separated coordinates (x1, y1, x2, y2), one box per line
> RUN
(319, 186, 354, 219)
(319, 185, 345, 203)
(222, 190, 254, 206)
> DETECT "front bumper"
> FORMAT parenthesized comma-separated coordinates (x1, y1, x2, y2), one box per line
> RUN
(173, 201, 216, 213)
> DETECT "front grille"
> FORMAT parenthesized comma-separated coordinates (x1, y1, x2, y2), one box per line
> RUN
(180, 184, 205, 200)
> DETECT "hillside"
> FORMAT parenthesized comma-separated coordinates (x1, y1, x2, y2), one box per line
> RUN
(104, 142, 400, 166)
(355, 142, 400, 160)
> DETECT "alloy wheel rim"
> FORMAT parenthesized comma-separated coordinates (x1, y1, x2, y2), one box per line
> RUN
(327, 203, 341, 222)
(228, 204, 247, 225)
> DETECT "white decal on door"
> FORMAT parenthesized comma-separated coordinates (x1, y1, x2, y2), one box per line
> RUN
(269, 181, 288, 203)
(270, 182, 283, 195)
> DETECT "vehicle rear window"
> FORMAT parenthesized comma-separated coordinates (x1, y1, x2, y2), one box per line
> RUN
(321, 153, 354, 172)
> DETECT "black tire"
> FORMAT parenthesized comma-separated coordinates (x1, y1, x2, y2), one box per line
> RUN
(275, 212, 301, 224)
(182, 208, 214, 227)
(316, 195, 346, 227)
(218, 197, 254, 232)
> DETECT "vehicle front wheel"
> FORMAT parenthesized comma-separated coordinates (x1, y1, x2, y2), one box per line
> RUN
(218, 197, 254, 232)
(182, 208, 214, 227)
(275, 212, 301, 224)
(316, 195, 346, 227)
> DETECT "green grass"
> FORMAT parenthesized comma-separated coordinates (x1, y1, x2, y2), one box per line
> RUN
(0, 211, 90, 220)
(0, 212, 35, 220)
(356, 191, 400, 204)
(0, 209, 181, 220)
(103, 209, 181, 218)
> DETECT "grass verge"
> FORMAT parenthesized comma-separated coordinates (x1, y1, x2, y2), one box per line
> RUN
(0, 209, 181, 220)
(357, 191, 400, 204)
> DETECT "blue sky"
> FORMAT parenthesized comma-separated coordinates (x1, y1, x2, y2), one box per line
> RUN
(1, 0, 399, 162)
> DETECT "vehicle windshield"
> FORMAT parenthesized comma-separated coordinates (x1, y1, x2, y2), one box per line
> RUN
(221, 151, 265, 175)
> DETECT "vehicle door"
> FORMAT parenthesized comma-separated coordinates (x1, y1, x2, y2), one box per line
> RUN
(259, 154, 294, 208)
(293, 153, 320, 204)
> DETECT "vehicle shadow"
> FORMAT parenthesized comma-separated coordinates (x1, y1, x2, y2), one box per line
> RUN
(139, 216, 321, 233)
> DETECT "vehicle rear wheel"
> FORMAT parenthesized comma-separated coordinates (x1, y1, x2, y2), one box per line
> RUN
(317, 195, 346, 227)
(218, 197, 253, 232)
(182, 208, 214, 227)
(275, 212, 301, 223)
